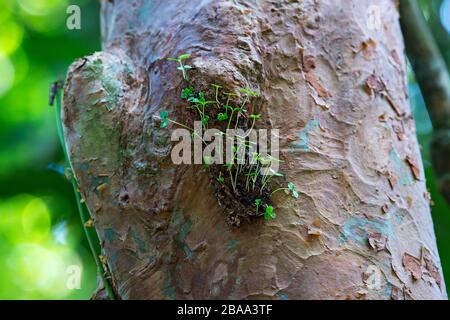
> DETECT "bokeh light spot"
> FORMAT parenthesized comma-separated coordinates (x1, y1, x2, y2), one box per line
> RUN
(18, 0, 65, 16)
(7, 244, 80, 298)
(0, 20, 24, 55)
(0, 53, 15, 97)
(21, 197, 51, 242)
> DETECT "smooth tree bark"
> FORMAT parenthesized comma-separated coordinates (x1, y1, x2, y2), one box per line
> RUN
(62, 0, 447, 299)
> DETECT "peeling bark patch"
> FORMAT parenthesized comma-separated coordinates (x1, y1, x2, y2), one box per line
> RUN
(340, 217, 391, 246)
(305, 72, 332, 98)
(392, 122, 405, 141)
(368, 232, 387, 252)
(292, 119, 320, 151)
(390, 149, 414, 185)
(384, 93, 404, 116)
(421, 247, 442, 288)
(391, 50, 402, 67)
(405, 156, 421, 181)
(391, 286, 401, 300)
(302, 54, 316, 72)
(365, 74, 384, 96)
(402, 253, 422, 280)
(387, 173, 397, 190)
(403, 288, 414, 300)
(307, 226, 322, 237)
(360, 38, 377, 60)
(308, 219, 323, 237)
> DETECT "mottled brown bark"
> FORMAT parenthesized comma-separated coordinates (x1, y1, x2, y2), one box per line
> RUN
(62, 0, 446, 299)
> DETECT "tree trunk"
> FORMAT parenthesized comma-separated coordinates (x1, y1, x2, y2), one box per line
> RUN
(62, 0, 447, 299)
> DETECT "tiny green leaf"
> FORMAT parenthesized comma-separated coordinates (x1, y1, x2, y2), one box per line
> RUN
(264, 205, 276, 221)
(159, 110, 169, 128)
(287, 182, 299, 198)
(160, 110, 168, 119)
(181, 87, 194, 99)
(217, 113, 228, 121)
(178, 53, 191, 61)
(240, 88, 259, 97)
(201, 115, 210, 125)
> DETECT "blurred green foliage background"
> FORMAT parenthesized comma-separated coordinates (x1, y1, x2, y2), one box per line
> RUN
(0, 0, 449, 299)
(0, 0, 100, 299)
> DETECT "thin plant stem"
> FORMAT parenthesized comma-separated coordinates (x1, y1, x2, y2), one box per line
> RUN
(271, 188, 289, 196)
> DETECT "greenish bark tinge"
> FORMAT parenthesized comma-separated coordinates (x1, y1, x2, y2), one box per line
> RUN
(400, 0, 450, 204)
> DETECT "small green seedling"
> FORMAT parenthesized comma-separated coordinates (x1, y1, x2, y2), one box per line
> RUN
(163, 53, 296, 224)
(240, 88, 260, 97)
(217, 172, 225, 184)
(255, 198, 262, 215)
(217, 113, 228, 121)
(249, 114, 261, 121)
(167, 53, 192, 81)
(264, 205, 276, 221)
(202, 115, 210, 126)
(181, 86, 194, 99)
(271, 182, 299, 199)
(288, 182, 299, 198)
(211, 84, 222, 103)
(160, 110, 169, 128)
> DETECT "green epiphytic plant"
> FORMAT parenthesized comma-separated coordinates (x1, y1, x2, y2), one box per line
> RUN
(271, 182, 299, 199)
(167, 53, 192, 81)
(255, 198, 262, 216)
(160, 54, 300, 222)
(52, 81, 116, 299)
(159, 110, 169, 128)
(264, 205, 276, 221)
